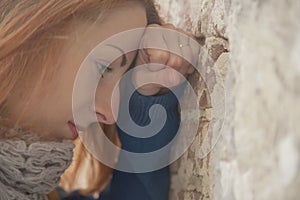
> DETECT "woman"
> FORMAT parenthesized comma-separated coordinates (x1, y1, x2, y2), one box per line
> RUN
(0, 0, 197, 199)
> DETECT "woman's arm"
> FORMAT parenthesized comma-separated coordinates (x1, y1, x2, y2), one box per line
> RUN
(100, 22, 194, 200)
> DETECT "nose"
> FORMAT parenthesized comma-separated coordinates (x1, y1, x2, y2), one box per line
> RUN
(96, 111, 115, 125)
(94, 85, 120, 125)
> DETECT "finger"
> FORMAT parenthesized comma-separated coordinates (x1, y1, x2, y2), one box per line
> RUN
(162, 24, 187, 72)
(137, 46, 169, 72)
(177, 29, 195, 74)
(166, 52, 183, 71)
(167, 46, 191, 77)
(140, 24, 196, 76)
(133, 66, 182, 91)
(163, 25, 195, 75)
(179, 49, 195, 75)
(132, 66, 162, 96)
(188, 36, 201, 69)
(159, 25, 189, 74)
(137, 48, 149, 64)
(166, 52, 193, 78)
(172, 27, 199, 72)
(151, 67, 182, 87)
(162, 24, 183, 60)
(140, 24, 170, 66)
(147, 48, 170, 67)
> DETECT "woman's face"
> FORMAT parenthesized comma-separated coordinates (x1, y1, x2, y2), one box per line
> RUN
(5, 2, 147, 140)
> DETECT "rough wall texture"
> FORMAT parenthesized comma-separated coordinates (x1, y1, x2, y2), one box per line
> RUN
(155, 0, 300, 199)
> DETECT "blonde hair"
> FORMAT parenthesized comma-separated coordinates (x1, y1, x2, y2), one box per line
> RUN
(60, 123, 121, 196)
(0, 0, 161, 198)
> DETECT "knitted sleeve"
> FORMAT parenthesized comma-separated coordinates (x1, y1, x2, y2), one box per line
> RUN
(100, 80, 185, 200)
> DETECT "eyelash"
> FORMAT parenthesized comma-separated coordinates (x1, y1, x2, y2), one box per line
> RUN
(96, 62, 113, 78)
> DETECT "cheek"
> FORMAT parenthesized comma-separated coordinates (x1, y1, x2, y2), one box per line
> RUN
(95, 79, 121, 122)
(111, 84, 120, 119)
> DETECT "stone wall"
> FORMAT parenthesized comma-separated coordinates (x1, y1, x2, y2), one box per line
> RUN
(154, 0, 300, 199)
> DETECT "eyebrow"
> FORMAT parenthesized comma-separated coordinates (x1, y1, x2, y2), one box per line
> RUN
(106, 44, 127, 67)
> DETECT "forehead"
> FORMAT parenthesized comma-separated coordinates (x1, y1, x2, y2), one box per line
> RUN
(69, 2, 147, 55)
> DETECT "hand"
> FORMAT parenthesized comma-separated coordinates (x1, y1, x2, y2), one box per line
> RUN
(132, 24, 198, 96)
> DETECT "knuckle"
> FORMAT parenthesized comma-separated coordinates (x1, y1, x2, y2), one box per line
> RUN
(168, 56, 183, 68)
(148, 49, 169, 63)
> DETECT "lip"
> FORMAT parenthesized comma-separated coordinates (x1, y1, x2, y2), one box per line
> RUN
(67, 121, 79, 140)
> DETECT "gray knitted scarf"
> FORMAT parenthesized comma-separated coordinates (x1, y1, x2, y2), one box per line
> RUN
(0, 121, 75, 200)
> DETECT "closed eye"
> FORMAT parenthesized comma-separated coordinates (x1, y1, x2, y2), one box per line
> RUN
(96, 62, 113, 78)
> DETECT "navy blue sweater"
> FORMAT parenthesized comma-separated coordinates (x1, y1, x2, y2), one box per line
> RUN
(60, 81, 183, 200)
